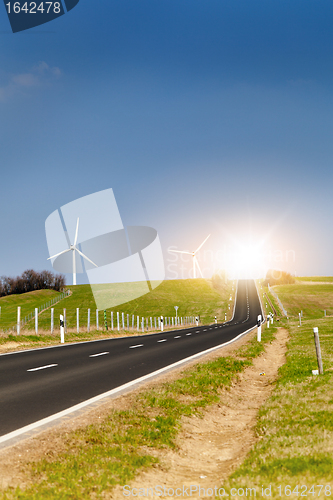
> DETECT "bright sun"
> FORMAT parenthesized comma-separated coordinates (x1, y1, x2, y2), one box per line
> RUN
(225, 241, 266, 280)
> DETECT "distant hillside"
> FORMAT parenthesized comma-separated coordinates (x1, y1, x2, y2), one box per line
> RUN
(22, 279, 233, 332)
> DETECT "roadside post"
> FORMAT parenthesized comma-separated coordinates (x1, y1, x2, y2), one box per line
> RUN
(60, 314, 65, 344)
(76, 308, 79, 333)
(215, 316, 217, 324)
(161, 315, 164, 332)
(196, 316, 199, 326)
(271, 314, 274, 325)
(51, 308, 54, 334)
(96, 309, 99, 330)
(174, 306, 178, 324)
(87, 308, 90, 332)
(17, 307, 21, 335)
(257, 315, 262, 342)
(35, 308, 38, 334)
(299, 312, 302, 327)
(104, 310, 108, 331)
(313, 327, 324, 375)
(267, 315, 270, 328)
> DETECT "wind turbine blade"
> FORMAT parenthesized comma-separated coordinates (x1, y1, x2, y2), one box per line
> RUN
(74, 217, 79, 246)
(47, 248, 71, 260)
(195, 256, 204, 278)
(194, 234, 210, 254)
(75, 248, 98, 268)
(169, 250, 192, 255)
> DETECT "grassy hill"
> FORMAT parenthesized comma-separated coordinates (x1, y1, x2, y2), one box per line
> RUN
(296, 276, 333, 283)
(270, 283, 333, 319)
(0, 289, 63, 330)
(1, 279, 233, 335)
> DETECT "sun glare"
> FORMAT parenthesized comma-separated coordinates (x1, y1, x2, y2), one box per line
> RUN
(226, 240, 266, 280)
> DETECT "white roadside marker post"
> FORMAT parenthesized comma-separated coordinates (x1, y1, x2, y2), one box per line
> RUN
(215, 315, 217, 324)
(111, 311, 114, 330)
(196, 316, 199, 326)
(17, 307, 21, 335)
(35, 308, 38, 334)
(96, 309, 99, 331)
(267, 316, 270, 328)
(51, 308, 54, 334)
(137, 316, 139, 332)
(76, 308, 79, 333)
(161, 315, 164, 332)
(60, 314, 65, 344)
(257, 315, 262, 342)
(87, 308, 90, 333)
(122, 312, 125, 330)
(117, 312, 119, 331)
(142, 317, 144, 333)
(299, 312, 302, 327)
(313, 327, 324, 375)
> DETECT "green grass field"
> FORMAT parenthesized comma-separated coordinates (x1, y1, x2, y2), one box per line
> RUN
(296, 276, 333, 283)
(0, 289, 63, 330)
(223, 279, 333, 497)
(0, 279, 234, 348)
(273, 283, 333, 319)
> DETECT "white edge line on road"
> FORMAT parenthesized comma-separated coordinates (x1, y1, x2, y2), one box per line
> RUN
(0, 322, 258, 447)
(27, 364, 58, 372)
(129, 344, 143, 349)
(89, 352, 109, 358)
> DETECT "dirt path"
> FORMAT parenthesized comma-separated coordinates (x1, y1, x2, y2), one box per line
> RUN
(112, 327, 289, 499)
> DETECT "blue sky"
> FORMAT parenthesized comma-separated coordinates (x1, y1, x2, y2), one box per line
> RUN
(1, 0, 333, 283)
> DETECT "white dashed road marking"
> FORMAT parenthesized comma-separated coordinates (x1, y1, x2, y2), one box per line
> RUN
(129, 344, 144, 349)
(27, 364, 58, 372)
(174, 336, 181, 339)
(89, 352, 109, 358)
(158, 339, 167, 343)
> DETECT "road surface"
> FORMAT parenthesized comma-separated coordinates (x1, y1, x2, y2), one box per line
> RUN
(0, 279, 262, 439)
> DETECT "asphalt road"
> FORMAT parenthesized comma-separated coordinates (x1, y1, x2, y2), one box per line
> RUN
(0, 279, 262, 438)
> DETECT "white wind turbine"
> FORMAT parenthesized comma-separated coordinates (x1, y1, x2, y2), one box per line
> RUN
(47, 217, 98, 285)
(170, 234, 210, 279)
